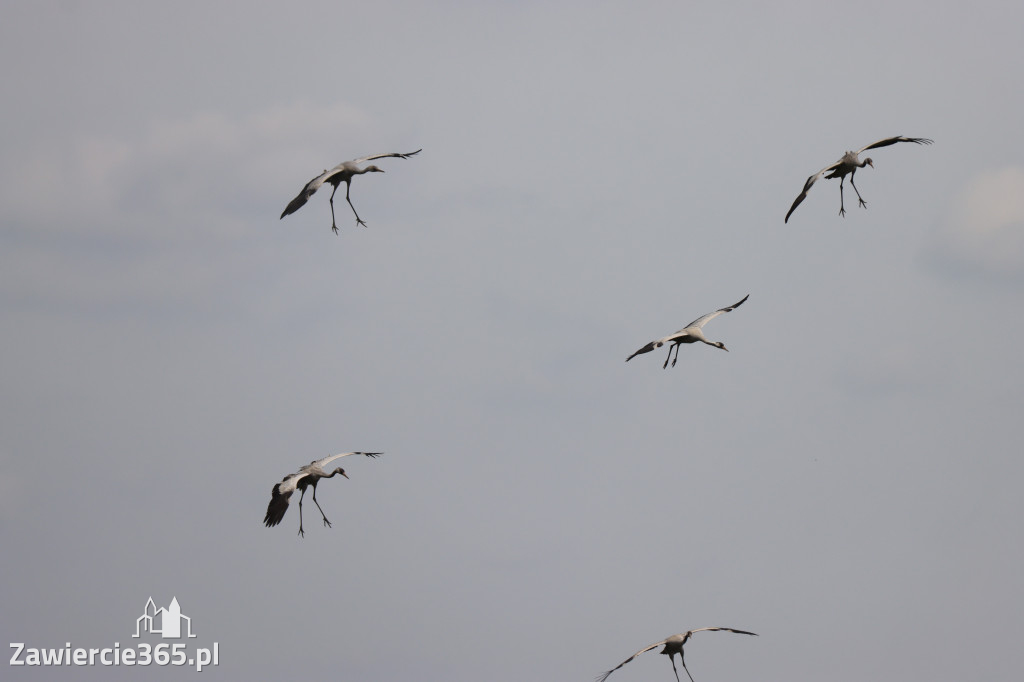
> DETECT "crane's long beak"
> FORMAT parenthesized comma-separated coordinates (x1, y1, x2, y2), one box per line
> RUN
(342, 471, 350, 479)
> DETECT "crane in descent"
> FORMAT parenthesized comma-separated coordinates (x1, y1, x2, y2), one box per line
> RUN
(784, 136, 932, 223)
(264, 452, 382, 537)
(597, 627, 758, 682)
(281, 150, 421, 233)
(626, 295, 749, 369)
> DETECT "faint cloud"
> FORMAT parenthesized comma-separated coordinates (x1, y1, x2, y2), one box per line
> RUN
(0, 101, 374, 240)
(924, 167, 1024, 282)
(0, 101, 383, 313)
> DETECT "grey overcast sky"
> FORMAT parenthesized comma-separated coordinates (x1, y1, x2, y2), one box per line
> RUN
(2, 1, 1023, 680)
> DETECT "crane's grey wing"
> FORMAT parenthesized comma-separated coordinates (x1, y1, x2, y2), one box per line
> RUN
(306, 451, 384, 470)
(857, 136, 933, 153)
(277, 472, 304, 494)
(351, 149, 422, 164)
(683, 294, 749, 330)
(596, 640, 667, 682)
(785, 156, 844, 223)
(280, 168, 335, 219)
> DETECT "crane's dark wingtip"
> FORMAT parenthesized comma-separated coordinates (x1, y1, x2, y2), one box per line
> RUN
(264, 484, 291, 527)
(626, 342, 656, 362)
(280, 194, 308, 219)
(784, 198, 802, 223)
(721, 627, 759, 636)
(723, 294, 749, 312)
(263, 509, 284, 527)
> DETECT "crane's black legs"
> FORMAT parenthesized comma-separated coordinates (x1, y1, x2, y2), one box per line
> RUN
(838, 177, 847, 217)
(680, 659, 697, 682)
(297, 489, 307, 538)
(311, 486, 332, 528)
(328, 185, 340, 235)
(346, 182, 368, 228)
(849, 173, 867, 209)
(669, 655, 684, 682)
(663, 344, 683, 368)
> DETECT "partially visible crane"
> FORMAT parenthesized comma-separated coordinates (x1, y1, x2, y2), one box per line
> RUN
(597, 627, 758, 682)
(281, 150, 421, 233)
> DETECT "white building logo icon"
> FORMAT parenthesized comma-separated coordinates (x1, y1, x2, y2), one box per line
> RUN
(133, 597, 196, 639)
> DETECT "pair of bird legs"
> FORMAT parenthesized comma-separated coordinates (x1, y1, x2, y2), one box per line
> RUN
(668, 652, 695, 682)
(663, 344, 686, 369)
(296, 486, 332, 538)
(837, 174, 868, 217)
(327, 181, 367, 234)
